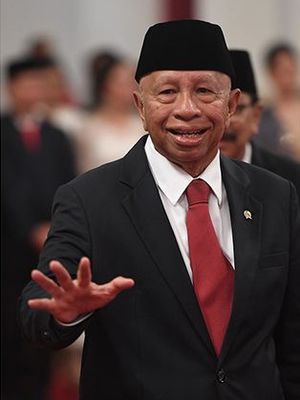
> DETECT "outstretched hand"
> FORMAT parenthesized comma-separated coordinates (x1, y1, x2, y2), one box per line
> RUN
(28, 257, 135, 323)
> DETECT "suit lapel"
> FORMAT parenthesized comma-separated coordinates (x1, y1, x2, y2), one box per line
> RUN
(219, 157, 263, 363)
(120, 137, 215, 355)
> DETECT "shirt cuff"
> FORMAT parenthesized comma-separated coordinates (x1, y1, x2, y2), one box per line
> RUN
(55, 312, 93, 326)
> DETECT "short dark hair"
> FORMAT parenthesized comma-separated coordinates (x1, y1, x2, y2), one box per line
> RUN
(6, 56, 56, 81)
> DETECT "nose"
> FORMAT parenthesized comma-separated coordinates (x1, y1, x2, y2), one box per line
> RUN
(173, 92, 201, 121)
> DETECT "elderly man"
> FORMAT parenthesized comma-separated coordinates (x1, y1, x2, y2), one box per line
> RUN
(19, 20, 299, 399)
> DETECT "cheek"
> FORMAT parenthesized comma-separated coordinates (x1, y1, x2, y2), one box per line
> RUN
(209, 107, 229, 135)
(207, 101, 229, 122)
(144, 104, 167, 130)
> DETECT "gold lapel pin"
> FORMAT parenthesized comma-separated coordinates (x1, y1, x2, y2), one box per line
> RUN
(243, 210, 252, 220)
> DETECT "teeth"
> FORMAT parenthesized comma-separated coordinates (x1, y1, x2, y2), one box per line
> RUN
(169, 129, 205, 135)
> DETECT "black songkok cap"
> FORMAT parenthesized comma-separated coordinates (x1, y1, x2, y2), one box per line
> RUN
(6, 56, 56, 80)
(135, 19, 235, 84)
(230, 50, 257, 97)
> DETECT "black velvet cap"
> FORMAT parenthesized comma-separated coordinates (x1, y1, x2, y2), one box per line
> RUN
(6, 56, 56, 80)
(135, 19, 235, 83)
(230, 50, 257, 97)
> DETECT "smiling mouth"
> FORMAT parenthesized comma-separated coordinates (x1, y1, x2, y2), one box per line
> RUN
(168, 128, 208, 136)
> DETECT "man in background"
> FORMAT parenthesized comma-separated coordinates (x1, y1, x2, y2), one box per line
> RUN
(220, 49, 300, 198)
(1, 57, 76, 399)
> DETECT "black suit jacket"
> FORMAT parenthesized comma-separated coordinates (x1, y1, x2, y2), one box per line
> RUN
(19, 136, 300, 400)
(251, 141, 300, 199)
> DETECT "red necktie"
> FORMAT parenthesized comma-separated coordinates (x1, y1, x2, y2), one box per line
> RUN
(186, 179, 234, 356)
(20, 121, 41, 152)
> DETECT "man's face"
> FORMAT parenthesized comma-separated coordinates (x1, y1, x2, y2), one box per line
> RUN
(220, 92, 261, 160)
(134, 70, 239, 176)
(7, 71, 47, 114)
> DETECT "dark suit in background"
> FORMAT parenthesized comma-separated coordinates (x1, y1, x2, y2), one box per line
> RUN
(251, 141, 300, 199)
(1, 113, 76, 400)
(19, 136, 300, 399)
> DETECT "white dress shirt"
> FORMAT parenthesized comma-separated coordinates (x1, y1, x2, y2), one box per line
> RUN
(144, 136, 235, 281)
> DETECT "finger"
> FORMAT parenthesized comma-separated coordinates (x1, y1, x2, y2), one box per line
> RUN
(77, 257, 91, 288)
(28, 298, 54, 313)
(49, 261, 74, 291)
(31, 269, 61, 297)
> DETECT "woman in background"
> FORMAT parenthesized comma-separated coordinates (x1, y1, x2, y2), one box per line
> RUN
(255, 43, 300, 162)
(78, 51, 143, 173)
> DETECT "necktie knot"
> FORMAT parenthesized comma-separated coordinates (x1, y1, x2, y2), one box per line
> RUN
(186, 179, 210, 206)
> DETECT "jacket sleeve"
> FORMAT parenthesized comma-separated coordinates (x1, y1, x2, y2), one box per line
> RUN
(18, 182, 92, 350)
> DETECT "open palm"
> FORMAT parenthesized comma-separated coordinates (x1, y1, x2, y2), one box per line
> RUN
(28, 257, 135, 323)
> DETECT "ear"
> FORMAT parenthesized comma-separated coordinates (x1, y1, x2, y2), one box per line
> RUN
(133, 90, 147, 131)
(250, 102, 262, 135)
(228, 88, 240, 116)
(225, 88, 240, 129)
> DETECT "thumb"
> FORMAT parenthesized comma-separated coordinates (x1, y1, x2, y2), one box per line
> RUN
(111, 276, 135, 292)
(108, 276, 135, 296)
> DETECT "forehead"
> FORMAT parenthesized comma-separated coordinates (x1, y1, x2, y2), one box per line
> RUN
(10, 70, 43, 83)
(140, 70, 230, 88)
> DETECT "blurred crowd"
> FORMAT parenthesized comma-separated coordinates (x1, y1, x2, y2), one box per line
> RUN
(1, 34, 300, 400)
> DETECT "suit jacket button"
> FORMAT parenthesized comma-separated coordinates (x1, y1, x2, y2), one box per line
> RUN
(217, 369, 226, 383)
(42, 330, 50, 340)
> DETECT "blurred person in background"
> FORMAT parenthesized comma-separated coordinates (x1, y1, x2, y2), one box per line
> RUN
(1, 56, 76, 400)
(220, 49, 300, 198)
(254, 43, 300, 161)
(27, 35, 79, 107)
(78, 50, 143, 172)
(26, 36, 85, 148)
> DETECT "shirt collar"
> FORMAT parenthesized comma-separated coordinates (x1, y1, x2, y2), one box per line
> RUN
(145, 136, 223, 206)
(242, 142, 252, 164)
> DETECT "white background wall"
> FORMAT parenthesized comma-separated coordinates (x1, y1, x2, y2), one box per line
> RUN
(198, 0, 300, 96)
(1, 0, 299, 103)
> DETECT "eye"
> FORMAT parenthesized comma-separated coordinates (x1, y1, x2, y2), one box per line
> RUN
(159, 88, 176, 95)
(196, 87, 218, 103)
(196, 87, 213, 94)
